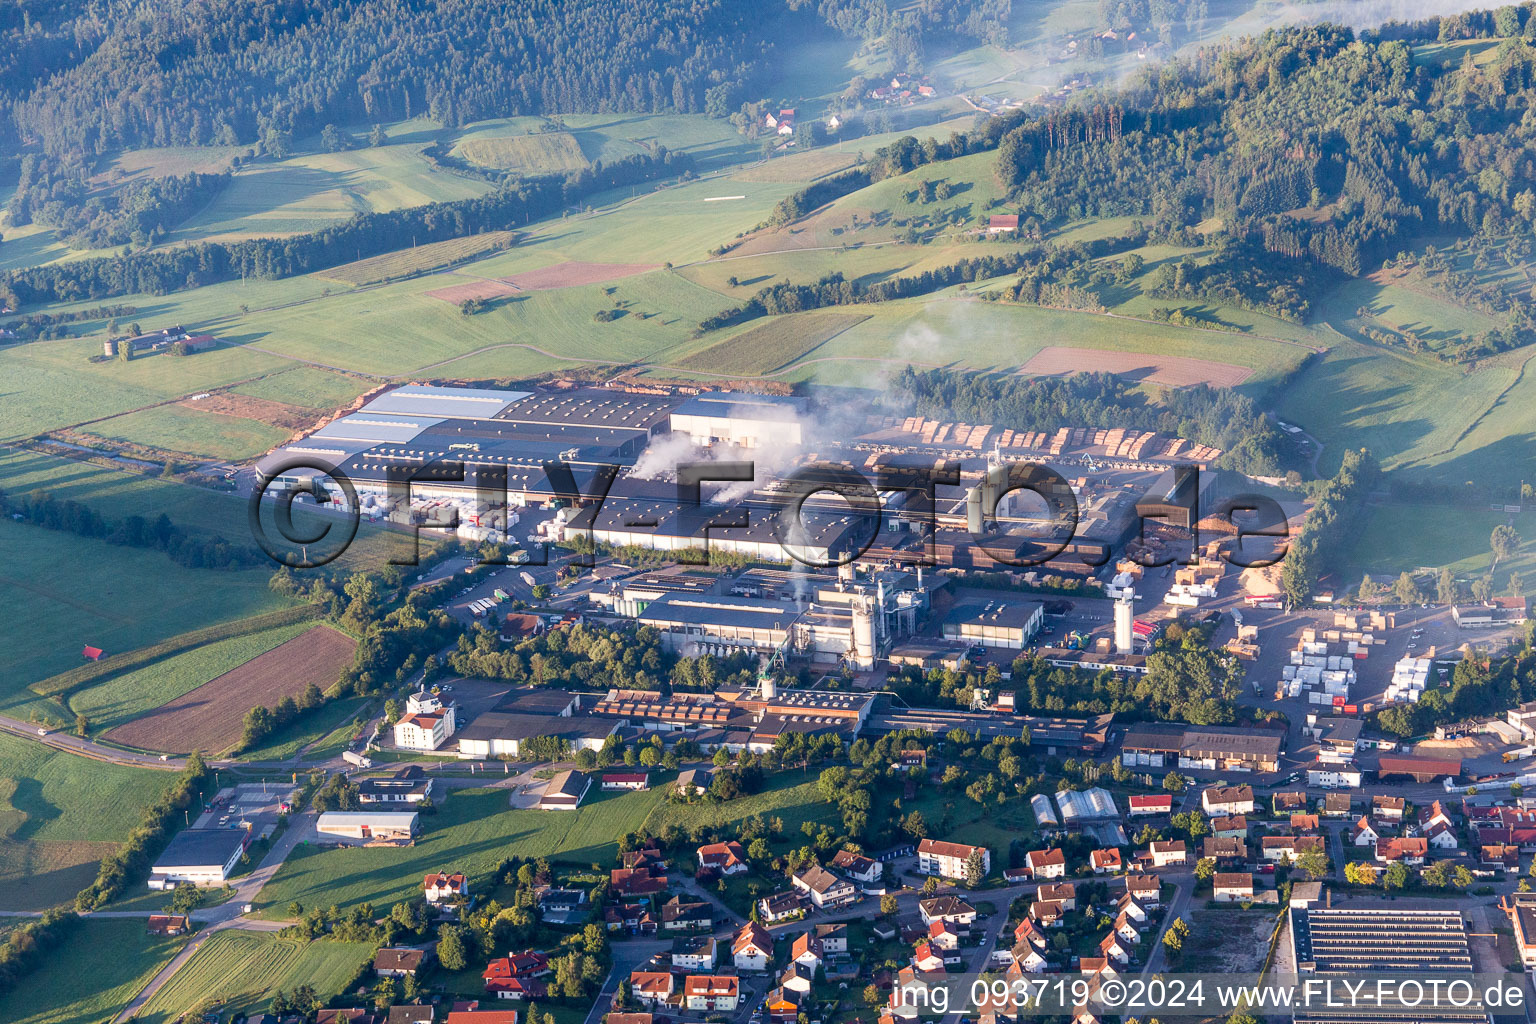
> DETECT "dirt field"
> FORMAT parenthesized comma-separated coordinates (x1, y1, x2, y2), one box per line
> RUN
(104, 625, 357, 754)
(501, 260, 658, 291)
(1020, 345, 1253, 387)
(423, 278, 522, 304)
(1413, 734, 1504, 758)
(178, 393, 320, 432)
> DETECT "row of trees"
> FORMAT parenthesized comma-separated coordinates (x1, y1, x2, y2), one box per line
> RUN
(1280, 448, 1380, 605)
(76, 752, 211, 910)
(0, 486, 267, 570)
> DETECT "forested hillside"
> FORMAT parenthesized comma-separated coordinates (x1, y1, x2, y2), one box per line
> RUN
(0, 0, 783, 156)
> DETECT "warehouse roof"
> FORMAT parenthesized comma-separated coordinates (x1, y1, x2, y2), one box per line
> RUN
(363, 384, 530, 419)
(635, 593, 802, 631)
(152, 828, 246, 869)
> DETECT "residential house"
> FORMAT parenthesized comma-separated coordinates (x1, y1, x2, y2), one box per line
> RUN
(1211, 815, 1248, 839)
(1113, 912, 1141, 943)
(1201, 836, 1247, 865)
(1376, 837, 1428, 866)
(660, 895, 711, 931)
(790, 931, 824, 971)
(602, 772, 649, 791)
(1323, 792, 1354, 817)
(1373, 795, 1407, 821)
(1202, 786, 1255, 816)
(1425, 820, 1459, 850)
(1123, 875, 1160, 907)
(1098, 932, 1132, 965)
(764, 987, 801, 1023)
(610, 867, 667, 899)
(1351, 816, 1379, 846)
(1025, 848, 1067, 879)
(1037, 882, 1077, 909)
(604, 903, 656, 935)
(1030, 900, 1065, 927)
(1213, 873, 1254, 902)
(758, 891, 805, 923)
(1090, 849, 1123, 875)
(146, 915, 189, 936)
(697, 841, 748, 876)
(1261, 835, 1324, 863)
(1482, 844, 1520, 870)
(791, 865, 857, 909)
(986, 214, 1021, 234)
(424, 872, 469, 905)
(1114, 893, 1150, 925)
(683, 976, 739, 1012)
(482, 950, 551, 1000)
(628, 972, 675, 1008)
(732, 922, 773, 971)
(830, 849, 882, 886)
(927, 919, 962, 951)
(1291, 813, 1321, 832)
(917, 838, 990, 879)
(1272, 791, 1309, 814)
(911, 942, 947, 972)
(918, 895, 977, 927)
(1128, 795, 1173, 817)
(670, 935, 717, 971)
(375, 948, 430, 979)
(394, 691, 457, 750)
(443, 1010, 519, 1024)
(814, 921, 849, 954)
(779, 962, 816, 996)
(1148, 841, 1187, 868)
(387, 1007, 435, 1024)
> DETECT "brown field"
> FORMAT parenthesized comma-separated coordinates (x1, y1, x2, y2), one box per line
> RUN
(104, 626, 357, 754)
(1020, 345, 1252, 387)
(179, 393, 320, 432)
(677, 312, 870, 375)
(423, 278, 522, 304)
(320, 230, 518, 286)
(502, 260, 658, 291)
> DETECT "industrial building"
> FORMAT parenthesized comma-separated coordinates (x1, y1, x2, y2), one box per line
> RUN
(149, 828, 248, 888)
(538, 770, 592, 810)
(454, 712, 618, 760)
(940, 595, 1043, 649)
(1289, 905, 1488, 1024)
(1119, 724, 1283, 772)
(669, 391, 809, 448)
(315, 811, 419, 841)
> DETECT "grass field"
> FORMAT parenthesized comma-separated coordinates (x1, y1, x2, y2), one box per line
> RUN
(0, 519, 292, 702)
(645, 770, 836, 838)
(167, 142, 493, 245)
(455, 132, 590, 174)
(132, 930, 374, 1024)
(83, 402, 293, 460)
(1343, 504, 1536, 582)
(230, 366, 372, 411)
(258, 785, 665, 915)
(732, 148, 862, 183)
(0, 732, 172, 910)
(316, 230, 519, 286)
(675, 312, 871, 375)
(1273, 338, 1525, 478)
(0, 918, 186, 1024)
(70, 620, 316, 735)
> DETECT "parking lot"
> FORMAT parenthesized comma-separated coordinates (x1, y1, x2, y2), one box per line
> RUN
(195, 783, 298, 841)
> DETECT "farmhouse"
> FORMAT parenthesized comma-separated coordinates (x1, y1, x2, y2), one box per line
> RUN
(375, 948, 430, 979)
(146, 915, 189, 936)
(317, 811, 419, 841)
(149, 828, 248, 888)
(425, 872, 469, 904)
(537, 770, 591, 810)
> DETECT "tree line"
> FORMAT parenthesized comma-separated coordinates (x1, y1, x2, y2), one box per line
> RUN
(0, 486, 267, 570)
(6, 157, 229, 248)
(1280, 448, 1380, 605)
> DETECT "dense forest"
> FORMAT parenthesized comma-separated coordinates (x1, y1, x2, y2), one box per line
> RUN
(892, 365, 1294, 476)
(988, 14, 1536, 353)
(7, 156, 229, 247)
(806, 0, 1013, 62)
(0, 0, 787, 157)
